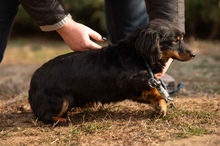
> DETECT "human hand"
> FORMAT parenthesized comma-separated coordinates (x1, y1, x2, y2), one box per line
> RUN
(57, 20, 105, 51)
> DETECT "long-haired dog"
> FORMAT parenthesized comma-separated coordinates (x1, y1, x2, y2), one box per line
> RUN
(29, 19, 195, 124)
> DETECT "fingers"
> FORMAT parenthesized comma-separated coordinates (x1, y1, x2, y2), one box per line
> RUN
(88, 28, 103, 42)
(86, 28, 107, 50)
(86, 40, 102, 50)
(57, 20, 107, 51)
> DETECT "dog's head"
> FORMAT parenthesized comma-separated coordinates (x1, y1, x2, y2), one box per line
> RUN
(133, 19, 196, 64)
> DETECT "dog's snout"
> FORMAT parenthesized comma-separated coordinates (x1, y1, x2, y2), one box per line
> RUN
(190, 53, 196, 58)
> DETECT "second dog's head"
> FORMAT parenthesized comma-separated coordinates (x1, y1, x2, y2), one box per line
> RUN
(129, 19, 196, 64)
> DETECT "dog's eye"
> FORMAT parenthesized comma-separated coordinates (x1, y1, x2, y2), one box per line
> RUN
(172, 36, 183, 44)
(177, 36, 183, 41)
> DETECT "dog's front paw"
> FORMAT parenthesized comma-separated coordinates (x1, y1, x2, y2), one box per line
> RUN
(153, 99, 167, 116)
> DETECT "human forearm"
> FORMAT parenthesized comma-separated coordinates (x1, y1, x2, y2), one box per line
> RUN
(18, 0, 68, 31)
(18, 0, 104, 51)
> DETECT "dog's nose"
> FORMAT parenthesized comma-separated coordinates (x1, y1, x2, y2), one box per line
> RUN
(190, 53, 196, 58)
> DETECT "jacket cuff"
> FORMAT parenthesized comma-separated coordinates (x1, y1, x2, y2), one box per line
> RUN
(39, 14, 72, 31)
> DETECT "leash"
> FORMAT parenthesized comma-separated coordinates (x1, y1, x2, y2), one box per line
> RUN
(144, 60, 174, 103)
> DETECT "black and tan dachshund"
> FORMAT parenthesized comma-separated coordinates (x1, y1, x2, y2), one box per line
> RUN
(29, 19, 196, 124)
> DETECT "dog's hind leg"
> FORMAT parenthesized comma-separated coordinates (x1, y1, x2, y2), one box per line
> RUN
(52, 99, 69, 123)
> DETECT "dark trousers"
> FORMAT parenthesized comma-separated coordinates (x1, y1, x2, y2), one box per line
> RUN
(104, 0, 185, 44)
(0, 0, 19, 63)
(104, 0, 149, 44)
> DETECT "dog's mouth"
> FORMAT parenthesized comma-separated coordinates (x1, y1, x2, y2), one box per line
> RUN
(186, 53, 196, 61)
(162, 50, 196, 62)
(175, 53, 196, 61)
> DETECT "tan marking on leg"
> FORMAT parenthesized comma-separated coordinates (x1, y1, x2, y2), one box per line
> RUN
(140, 88, 167, 116)
(158, 98, 167, 116)
(52, 99, 69, 123)
(52, 116, 68, 123)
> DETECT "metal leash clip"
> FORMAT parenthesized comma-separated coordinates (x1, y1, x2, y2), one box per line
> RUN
(156, 84, 174, 103)
(148, 78, 160, 88)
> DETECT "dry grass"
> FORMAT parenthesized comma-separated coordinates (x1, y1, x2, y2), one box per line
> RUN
(0, 38, 219, 146)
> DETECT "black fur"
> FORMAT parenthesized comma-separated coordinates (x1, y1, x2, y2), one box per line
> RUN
(29, 19, 195, 124)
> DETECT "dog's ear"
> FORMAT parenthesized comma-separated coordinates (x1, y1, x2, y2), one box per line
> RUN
(135, 29, 161, 64)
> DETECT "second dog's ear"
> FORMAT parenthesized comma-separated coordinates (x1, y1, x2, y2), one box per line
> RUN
(135, 29, 161, 64)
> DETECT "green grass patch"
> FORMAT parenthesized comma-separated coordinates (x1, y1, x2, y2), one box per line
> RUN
(71, 121, 111, 135)
(176, 127, 212, 138)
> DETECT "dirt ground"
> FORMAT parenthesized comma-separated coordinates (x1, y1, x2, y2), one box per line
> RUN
(0, 39, 219, 146)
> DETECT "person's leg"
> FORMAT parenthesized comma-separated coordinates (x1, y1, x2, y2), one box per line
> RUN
(146, 0, 185, 33)
(104, 0, 149, 44)
(0, 0, 19, 63)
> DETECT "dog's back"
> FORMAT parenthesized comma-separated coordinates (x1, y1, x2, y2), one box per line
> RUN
(29, 46, 146, 123)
